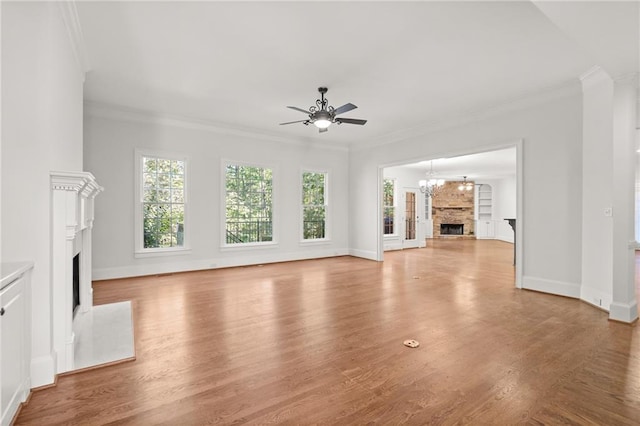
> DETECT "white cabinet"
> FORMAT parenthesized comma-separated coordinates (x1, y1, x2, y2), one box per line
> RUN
(1, 263, 32, 426)
(476, 220, 495, 239)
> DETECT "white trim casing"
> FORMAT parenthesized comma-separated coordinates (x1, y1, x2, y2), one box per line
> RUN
(300, 168, 331, 243)
(134, 149, 190, 256)
(382, 178, 398, 238)
(221, 159, 278, 248)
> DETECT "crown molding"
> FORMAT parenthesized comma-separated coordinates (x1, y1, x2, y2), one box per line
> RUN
(57, 1, 90, 80)
(613, 72, 639, 87)
(579, 66, 605, 82)
(83, 101, 349, 153)
(51, 171, 103, 196)
(579, 65, 613, 90)
(85, 77, 582, 155)
(350, 79, 582, 152)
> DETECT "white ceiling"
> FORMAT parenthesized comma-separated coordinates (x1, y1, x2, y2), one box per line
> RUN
(400, 147, 517, 181)
(76, 1, 638, 147)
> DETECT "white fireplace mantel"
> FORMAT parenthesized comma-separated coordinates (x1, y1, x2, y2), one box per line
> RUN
(50, 171, 103, 373)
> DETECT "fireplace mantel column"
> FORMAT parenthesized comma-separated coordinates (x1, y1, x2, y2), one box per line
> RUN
(50, 171, 103, 373)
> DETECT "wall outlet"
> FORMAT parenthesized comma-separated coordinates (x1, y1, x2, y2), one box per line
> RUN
(604, 207, 613, 217)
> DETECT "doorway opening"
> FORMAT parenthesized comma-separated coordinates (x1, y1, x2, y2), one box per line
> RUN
(380, 142, 522, 288)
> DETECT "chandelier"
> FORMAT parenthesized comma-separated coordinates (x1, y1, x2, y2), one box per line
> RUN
(458, 176, 473, 191)
(418, 161, 445, 198)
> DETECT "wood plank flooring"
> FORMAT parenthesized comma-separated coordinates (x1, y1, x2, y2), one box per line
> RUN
(15, 240, 640, 424)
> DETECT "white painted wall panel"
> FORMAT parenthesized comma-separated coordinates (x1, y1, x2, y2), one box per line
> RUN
(349, 92, 583, 294)
(1, 2, 85, 387)
(84, 113, 350, 279)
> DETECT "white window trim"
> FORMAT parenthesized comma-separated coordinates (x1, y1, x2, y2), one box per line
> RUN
(134, 148, 191, 257)
(300, 168, 331, 244)
(383, 178, 398, 239)
(221, 159, 278, 248)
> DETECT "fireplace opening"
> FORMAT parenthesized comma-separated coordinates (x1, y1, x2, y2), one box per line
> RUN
(73, 253, 80, 317)
(441, 223, 464, 235)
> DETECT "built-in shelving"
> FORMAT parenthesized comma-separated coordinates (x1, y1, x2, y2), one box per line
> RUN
(477, 184, 492, 221)
(475, 184, 494, 239)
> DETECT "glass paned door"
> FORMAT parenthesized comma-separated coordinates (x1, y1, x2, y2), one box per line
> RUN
(405, 191, 416, 241)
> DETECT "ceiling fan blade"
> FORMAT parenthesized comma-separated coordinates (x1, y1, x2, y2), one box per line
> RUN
(287, 106, 311, 114)
(335, 118, 367, 125)
(280, 119, 309, 125)
(319, 127, 328, 133)
(333, 103, 357, 115)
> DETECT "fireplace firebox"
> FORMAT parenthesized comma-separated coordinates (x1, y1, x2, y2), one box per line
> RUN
(73, 253, 80, 317)
(440, 223, 464, 235)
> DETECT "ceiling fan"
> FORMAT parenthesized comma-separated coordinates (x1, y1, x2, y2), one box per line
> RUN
(280, 87, 367, 133)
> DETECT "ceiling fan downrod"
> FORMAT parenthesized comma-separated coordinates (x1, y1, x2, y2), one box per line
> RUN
(313, 87, 331, 113)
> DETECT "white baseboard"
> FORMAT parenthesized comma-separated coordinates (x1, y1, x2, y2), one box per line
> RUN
(522, 275, 580, 299)
(495, 235, 514, 244)
(93, 248, 350, 280)
(30, 352, 56, 388)
(383, 242, 403, 251)
(580, 286, 612, 312)
(349, 248, 378, 261)
(609, 301, 639, 323)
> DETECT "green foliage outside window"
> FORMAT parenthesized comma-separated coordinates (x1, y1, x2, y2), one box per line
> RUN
(226, 164, 273, 244)
(143, 157, 185, 248)
(302, 172, 327, 239)
(383, 179, 395, 235)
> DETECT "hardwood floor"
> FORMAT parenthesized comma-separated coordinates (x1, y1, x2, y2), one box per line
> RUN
(15, 240, 640, 424)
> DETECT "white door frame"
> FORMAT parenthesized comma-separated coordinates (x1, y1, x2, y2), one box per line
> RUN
(401, 188, 421, 249)
(377, 139, 523, 289)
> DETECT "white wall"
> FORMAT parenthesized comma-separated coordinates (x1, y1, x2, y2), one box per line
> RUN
(1, 3, 85, 387)
(580, 69, 614, 309)
(349, 89, 583, 295)
(610, 77, 638, 322)
(84, 109, 350, 280)
(494, 176, 517, 243)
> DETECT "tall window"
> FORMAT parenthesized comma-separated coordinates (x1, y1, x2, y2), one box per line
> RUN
(383, 179, 396, 235)
(302, 171, 327, 240)
(140, 154, 186, 250)
(225, 164, 273, 244)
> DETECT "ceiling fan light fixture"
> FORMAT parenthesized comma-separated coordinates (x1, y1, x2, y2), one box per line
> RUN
(314, 118, 332, 129)
(280, 87, 366, 133)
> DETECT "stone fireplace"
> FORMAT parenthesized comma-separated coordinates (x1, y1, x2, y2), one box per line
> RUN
(51, 171, 103, 373)
(432, 181, 475, 238)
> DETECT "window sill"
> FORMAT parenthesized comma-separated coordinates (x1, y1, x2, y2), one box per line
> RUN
(220, 241, 279, 251)
(135, 247, 192, 258)
(299, 238, 332, 246)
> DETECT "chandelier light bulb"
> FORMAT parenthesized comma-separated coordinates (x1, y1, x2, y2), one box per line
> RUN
(458, 176, 473, 191)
